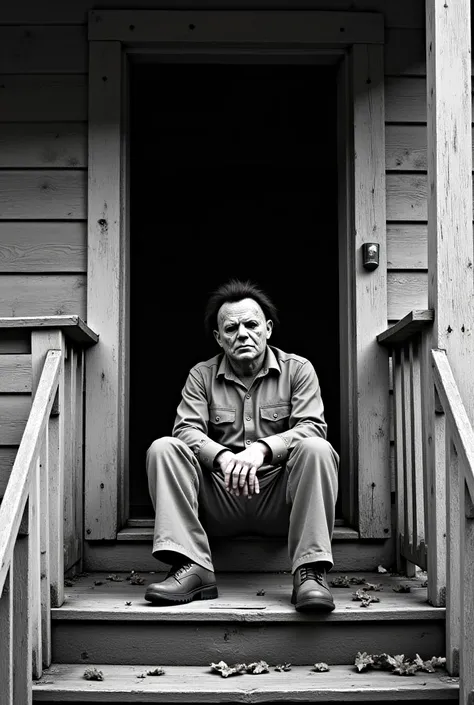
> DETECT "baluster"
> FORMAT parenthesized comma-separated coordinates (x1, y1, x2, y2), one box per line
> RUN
(409, 336, 426, 566)
(0, 567, 14, 704)
(40, 430, 51, 667)
(392, 347, 405, 572)
(63, 344, 74, 572)
(401, 344, 416, 575)
(461, 480, 474, 702)
(75, 349, 84, 570)
(446, 435, 460, 676)
(13, 507, 31, 705)
(30, 452, 42, 679)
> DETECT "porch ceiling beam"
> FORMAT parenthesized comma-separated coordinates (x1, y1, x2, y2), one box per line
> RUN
(88, 10, 384, 45)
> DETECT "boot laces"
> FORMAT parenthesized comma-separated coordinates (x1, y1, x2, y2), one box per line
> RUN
(168, 562, 193, 580)
(300, 566, 325, 585)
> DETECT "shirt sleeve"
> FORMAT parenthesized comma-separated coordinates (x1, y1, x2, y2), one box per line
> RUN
(172, 369, 229, 470)
(258, 360, 327, 464)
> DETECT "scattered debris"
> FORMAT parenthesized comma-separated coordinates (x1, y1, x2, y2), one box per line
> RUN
(313, 663, 330, 672)
(330, 575, 366, 587)
(372, 653, 393, 670)
(363, 582, 383, 591)
(247, 661, 270, 674)
(147, 667, 166, 676)
(377, 565, 388, 573)
(83, 667, 104, 681)
(136, 673, 146, 679)
(125, 601, 132, 606)
(35, 679, 55, 685)
(392, 584, 411, 593)
(352, 589, 380, 607)
(256, 589, 266, 596)
(130, 574, 145, 585)
(64, 579, 74, 587)
(274, 663, 292, 672)
(94, 580, 104, 586)
(421, 580, 428, 588)
(388, 655, 418, 676)
(211, 661, 247, 678)
(355, 652, 374, 672)
(106, 574, 123, 582)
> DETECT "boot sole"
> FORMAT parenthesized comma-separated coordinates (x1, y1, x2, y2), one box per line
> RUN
(145, 584, 218, 605)
(291, 590, 335, 612)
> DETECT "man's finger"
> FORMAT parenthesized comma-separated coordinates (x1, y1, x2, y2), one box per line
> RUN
(248, 466, 257, 495)
(232, 464, 242, 491)
(238, 466, 248, 488)
(242, 481, 249, 498)
(224, 461, 235, 490)
(254, 474, 260, 495)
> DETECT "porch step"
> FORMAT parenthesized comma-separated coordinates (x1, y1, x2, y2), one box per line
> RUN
(32, 663, 459, 702)
(85, 526, 395, 573)
(51, 572, 445, 667)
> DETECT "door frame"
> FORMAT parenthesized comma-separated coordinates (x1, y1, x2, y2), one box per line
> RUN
(85, 9, 390, 540)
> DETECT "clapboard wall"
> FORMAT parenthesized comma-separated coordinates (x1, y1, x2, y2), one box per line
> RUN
(0, 0, 429, 496)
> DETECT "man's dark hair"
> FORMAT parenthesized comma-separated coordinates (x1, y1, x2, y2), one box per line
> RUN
(204, 279, 279, 337)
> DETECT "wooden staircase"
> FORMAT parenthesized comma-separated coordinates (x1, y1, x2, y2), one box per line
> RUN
(32, 535, 458, 703)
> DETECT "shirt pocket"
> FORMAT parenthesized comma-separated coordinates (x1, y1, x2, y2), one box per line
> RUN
(209, 407, 236, 444)
(260, 403, 291, 435)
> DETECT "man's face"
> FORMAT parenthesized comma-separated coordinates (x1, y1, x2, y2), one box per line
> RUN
(214, 298, 273, 366)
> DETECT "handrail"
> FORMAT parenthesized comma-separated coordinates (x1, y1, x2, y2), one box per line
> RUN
(431, 349, 474, 503)
(377, 309, 434, 347)
(0, 350, 61, 593)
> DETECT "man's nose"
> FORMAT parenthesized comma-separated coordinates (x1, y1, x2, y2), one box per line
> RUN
(237, 324, 249, 338)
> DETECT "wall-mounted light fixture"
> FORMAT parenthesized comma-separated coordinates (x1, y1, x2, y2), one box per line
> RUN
(362, 243, 380, 271)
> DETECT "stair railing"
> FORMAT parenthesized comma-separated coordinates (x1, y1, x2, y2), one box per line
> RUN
(379, 310, 474, 702)
(0, 349, 61, 703)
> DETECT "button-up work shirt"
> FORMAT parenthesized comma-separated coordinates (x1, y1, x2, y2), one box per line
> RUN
(172, 346, 327, 470)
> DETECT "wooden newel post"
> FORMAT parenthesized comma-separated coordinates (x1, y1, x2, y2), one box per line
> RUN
(426, 0, 474, 693)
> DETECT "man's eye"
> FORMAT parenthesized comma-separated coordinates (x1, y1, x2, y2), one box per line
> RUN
(247, 322, 257, 328)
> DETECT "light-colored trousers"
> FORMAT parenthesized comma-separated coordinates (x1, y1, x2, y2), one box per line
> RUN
(146, 436, 339, 573)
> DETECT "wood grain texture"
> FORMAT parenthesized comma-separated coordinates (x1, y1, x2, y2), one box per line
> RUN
(386, 174, 427, 221)
(386, 124, 474, 171)
(387, 272, 428, 321)
(0, 331, 30, 354)
(0, 568, 13, 704)
(0, 395, 30, 445)
(85, 41, 124, 540)
(461, 485, 474, 701)
(351, 44, 390, 539)
(32, 664, 458, 703)
(384, 28, 426, 76)
(386, 77, 427, 123)
(0, 171, 86, 220)
(0, 75, 86, 122)
(89, 9, 383, 43)
(446, 436, 461, 676)
(0, 222, 86, 273)
(117, 525, 359, 542)
(0, 26, 86, 73)
(0, 317, 97, 345)
(378, 311, 433, 346)
(0, 448, 17, 496)
(12, 535, 30, 705)
(0, 355, 31, 393)
(387, 224, 427, 270)
(0, 0, 426, 28)
(0, 276, 86, 319)
(0, 124, 87, 168)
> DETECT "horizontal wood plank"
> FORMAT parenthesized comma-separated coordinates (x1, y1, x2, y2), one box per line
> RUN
(377, 310, 434, 346)
(0, 171, 86, 220)
(0, 275, 86, 319)
(0, 330, 30, 354)
(0, 222, 86, 273)
(0, 394, 30, 445)
(0, 316, 97, 345)
(386, 173, 427, 221)
(386, 77, 474, 124)
(33, 664, 457, 702)
(384, 28, 426, 76)
(0, 447, 16, 496)
(0, 26, 87, 73)
(387, 272, 428, 321)
(0, 75, 87, 121)
(0, 123, 87, 168)
(386, 124, 474, 171)
(0, 355, 31, 392)
(387, 224, 427, 269)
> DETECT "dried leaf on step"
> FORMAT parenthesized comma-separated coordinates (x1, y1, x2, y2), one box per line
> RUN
(430, 656, 446, 668)
(354, 652, 374, 672)
(64, 579, 74, 587)
(125, 601, 132, 606)
(94, 580, 104, 586)
(330, 575, 351, 587)
(360, 595, 380, 607)
(106, 574, 123, 582)
(392, 584, 411, 593)
(210, 661, 247, 678)
(274, 663, 292, 672)
(363, 582, 383, 591)
(147, 667, 165, 676)
(130, 574, 145, 585)
(83, 667, 104, 681)
(388, 655, 419, 676)
(372, 653, 394, 670)
(256, 589, 266, 596)
(415, 655, 446, 672)
(247, 660, 270, 674)
(313, 663, 330, 672)
(349, 576, 366, 585)
(377, 564, 388, 573)
(136, 673, 146, 679)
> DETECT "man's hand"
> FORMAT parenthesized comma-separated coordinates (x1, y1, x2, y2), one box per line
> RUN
(215, 442, 270, 498)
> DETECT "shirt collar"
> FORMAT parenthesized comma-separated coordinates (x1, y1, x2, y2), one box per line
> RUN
(216, 346, 281, 380)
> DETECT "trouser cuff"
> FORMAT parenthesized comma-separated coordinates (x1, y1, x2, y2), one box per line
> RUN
(152, 540, 214, 572)
(292, 551, 334, 574)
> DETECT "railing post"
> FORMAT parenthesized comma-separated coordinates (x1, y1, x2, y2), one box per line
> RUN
(446, 436, 460, 675)
(0, 568, 14, 704)
(39, 432, 51, 667)
(13, 507, 31, 705)
(31, 331, 65, 608)
(461, 481, 474, 702)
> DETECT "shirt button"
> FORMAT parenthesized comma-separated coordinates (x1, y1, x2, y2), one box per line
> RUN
(277, 454, 282, 459)
(273, 413, 278, 418)
(215, 416, 220, 422)
(246, 416, 251, 421)
(246, 440, 251, 445)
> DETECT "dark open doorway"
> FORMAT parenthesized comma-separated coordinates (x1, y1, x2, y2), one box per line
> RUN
(129, 62, 339, 518)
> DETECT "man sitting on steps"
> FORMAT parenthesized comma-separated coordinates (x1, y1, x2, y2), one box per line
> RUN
(145, 279, 339, 612)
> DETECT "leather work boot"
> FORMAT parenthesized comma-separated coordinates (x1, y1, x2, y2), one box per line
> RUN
(291, 564, 335, 612)
(144, 562, 218, 605)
